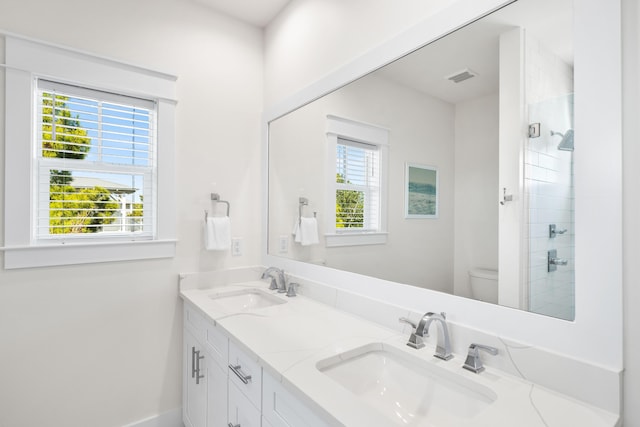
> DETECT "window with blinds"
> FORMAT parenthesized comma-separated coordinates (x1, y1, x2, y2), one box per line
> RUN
(335, 138, 380, 231)
(35, 79, 156, 240)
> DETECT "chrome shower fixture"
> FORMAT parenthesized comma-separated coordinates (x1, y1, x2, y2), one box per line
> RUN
(550, 129, 574, 152)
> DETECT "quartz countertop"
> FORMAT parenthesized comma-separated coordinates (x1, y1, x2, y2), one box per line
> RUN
(180, 280, 619, 427)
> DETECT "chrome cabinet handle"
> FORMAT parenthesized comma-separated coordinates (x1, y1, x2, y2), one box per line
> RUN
(229, 364, 252, 384)
(195, 350, 204, 385)
(191, 346, 196, 378)
(228, 423, 240, 427)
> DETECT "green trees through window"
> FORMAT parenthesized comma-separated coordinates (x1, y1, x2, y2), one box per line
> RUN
(42, 93, 119, 234)
(336, 173, 364, 228)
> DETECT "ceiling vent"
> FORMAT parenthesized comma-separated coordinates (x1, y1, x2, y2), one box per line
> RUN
(446, 68, 478, 83)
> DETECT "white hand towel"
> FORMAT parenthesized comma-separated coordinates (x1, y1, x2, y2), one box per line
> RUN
(204, 216, 231, 251)
(299, 217, 319, 246)
(292, 220, 302, 243)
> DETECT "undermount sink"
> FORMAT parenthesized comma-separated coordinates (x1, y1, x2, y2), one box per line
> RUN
(317, 343, 496, 426)
(208, 288, 286, 311)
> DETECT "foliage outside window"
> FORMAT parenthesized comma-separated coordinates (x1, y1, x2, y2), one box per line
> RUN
(335, 139, 380, 231)
(36, 80, 154, 240)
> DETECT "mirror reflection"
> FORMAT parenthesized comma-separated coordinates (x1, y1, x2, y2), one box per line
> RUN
(268, 0, 574, 320)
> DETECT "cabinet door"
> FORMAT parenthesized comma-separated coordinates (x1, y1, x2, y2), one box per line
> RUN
(263, 371, 332, 427)
(184, 330, 207, 427)
(207, 356, 228, 427)
(228, 381, 261, 427)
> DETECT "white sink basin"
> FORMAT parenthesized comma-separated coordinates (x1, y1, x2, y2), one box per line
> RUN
(208, 288, 286, 311)
(317, 343, 496, 426)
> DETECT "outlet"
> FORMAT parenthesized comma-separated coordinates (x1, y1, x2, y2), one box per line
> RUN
(231, 238, 243, 256)
(278, 235, 289, 253)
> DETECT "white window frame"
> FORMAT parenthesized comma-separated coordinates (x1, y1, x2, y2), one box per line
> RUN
(2, 35, 177, 269)
(325, 115, 389, 247)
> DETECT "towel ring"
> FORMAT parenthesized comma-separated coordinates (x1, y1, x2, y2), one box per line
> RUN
(205, 193, 230, 221)
(299, 197, 308, 225)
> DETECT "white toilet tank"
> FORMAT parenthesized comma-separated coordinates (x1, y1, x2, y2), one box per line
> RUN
(469, 268, 498, 303)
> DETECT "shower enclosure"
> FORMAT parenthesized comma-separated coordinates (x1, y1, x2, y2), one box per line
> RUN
(525, 94, 575, 320)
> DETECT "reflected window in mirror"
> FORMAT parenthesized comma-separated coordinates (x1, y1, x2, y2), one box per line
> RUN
(325, 115, 389, 247)
(335, 139, 380, 230)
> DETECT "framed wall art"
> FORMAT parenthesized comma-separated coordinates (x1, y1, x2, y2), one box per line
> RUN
(405, 163, 438, 219)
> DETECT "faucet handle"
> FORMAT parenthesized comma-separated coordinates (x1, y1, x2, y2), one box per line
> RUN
(399, 317, 417, 329)
(286, 282, 298, 297)
(462, 343, 499, 374)
(399, 317, 425, 349)
(268, 277, 278, 291)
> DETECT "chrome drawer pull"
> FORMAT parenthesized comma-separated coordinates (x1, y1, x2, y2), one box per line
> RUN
(191, 346, 196, 378)
(195, 350, 205, 385)
(228, 423, 240, 427)
(229, 364, 252, 384)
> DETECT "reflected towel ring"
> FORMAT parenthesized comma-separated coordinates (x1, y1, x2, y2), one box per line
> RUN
(299, 197, 309, 225)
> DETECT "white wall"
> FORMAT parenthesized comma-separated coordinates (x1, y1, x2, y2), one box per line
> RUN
(269, 74, 456, 292)
(264, 0, 456, 106)
(0, 0, 263, 426)
(452, 93, 499, 298)
(622, 0, 640, 424)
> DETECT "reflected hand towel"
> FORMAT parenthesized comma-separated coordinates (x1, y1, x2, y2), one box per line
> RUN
(299, 217, 319, 246)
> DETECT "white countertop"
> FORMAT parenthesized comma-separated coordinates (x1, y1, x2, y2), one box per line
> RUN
(180, 280, 619, 427)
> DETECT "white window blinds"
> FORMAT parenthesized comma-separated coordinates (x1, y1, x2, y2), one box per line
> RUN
(35, 79, 156, 240)
(335, 137, 380, 230)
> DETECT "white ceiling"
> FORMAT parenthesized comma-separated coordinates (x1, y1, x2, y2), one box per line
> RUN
(193, 0, 292, 27)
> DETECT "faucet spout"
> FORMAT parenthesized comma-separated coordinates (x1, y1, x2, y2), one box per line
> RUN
(417, 312, 453, 361)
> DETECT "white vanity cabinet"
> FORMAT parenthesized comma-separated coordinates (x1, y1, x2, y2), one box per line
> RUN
(183, 304, 229, 427)
(183, 301, 332, 427)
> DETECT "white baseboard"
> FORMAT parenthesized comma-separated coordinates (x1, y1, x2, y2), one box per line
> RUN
(122, 408, 183, 427)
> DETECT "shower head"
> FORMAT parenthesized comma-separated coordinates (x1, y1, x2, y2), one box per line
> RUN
(550, 129, 574, 152)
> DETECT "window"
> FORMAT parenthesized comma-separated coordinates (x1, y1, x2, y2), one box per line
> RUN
(335, 138, 380, 230)
(325, 115, 389, 247)
(3, 36, 177, 269)
(36, 80, 155, 240)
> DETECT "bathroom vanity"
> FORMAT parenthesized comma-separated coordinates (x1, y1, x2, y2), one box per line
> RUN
(179, 269, 619, 427)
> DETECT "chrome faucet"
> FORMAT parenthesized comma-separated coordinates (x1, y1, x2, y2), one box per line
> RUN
(399, 312, 453, 360)
(261, 267, 287, 293)
(421, 312, 453, 360)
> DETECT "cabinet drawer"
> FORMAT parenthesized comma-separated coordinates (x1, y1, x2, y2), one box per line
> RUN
(228, 341, 262, 410)
(263, 372, 331, 427)
(228, 381, 261, 427)
(204, 318, 228, 370)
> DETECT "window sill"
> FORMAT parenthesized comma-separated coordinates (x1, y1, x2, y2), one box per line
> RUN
(325, 232, 388, 247)
(2, 239, 176, 269)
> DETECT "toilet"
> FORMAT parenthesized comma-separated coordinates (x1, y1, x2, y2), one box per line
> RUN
(469, 268, 498, 303)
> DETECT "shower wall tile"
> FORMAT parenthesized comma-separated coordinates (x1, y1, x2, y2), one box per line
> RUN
(525, 31, 574, 321)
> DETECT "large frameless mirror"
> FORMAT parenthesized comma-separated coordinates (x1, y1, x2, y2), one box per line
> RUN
(268, 0, 575, 320)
